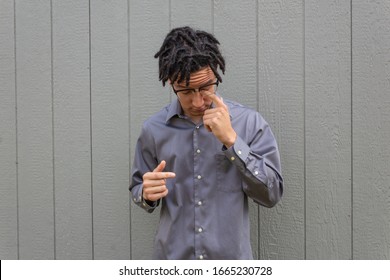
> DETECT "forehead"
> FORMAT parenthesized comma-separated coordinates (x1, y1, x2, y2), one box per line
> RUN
(175, 67, 215, 87)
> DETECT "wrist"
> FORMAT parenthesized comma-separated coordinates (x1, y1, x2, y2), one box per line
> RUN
(223, 131, 237, 148)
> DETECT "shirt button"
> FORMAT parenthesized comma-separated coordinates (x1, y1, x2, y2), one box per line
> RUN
(198, 227, 203, 233)
(254, 170, 259, 175)
(238, 150, 242, 155)
(197, 201, 203, 206)
(196, 126, 200, 129)
(230, 156, 235, 161)
(199, 255, 204, 260)
(196, 149, 201, 154)
(197, 175, 202, 180)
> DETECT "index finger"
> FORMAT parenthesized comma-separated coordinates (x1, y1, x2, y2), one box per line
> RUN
(203, 91, 226, 109)
(146, 172, 176, 180)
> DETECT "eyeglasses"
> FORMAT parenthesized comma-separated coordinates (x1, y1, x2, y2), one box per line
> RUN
(172, 81, 219, 98)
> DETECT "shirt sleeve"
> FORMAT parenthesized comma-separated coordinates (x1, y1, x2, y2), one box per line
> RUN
(223, 113, 284, 208)
(129, 123, 160, 213)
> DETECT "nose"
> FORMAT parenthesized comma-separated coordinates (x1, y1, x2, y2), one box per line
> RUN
(192, 91, 205, 107)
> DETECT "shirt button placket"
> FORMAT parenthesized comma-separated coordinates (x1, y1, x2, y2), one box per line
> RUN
(193, 125, 203, 258)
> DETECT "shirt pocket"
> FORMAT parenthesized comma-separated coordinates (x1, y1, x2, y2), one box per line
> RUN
(215, 153, 243, 193)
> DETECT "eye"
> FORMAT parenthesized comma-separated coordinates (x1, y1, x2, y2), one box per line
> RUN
(180, 89, 194, 96)
(199, 84, 213, 93)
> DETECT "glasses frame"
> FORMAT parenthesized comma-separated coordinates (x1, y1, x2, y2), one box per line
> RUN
(172, 80, 219, 98)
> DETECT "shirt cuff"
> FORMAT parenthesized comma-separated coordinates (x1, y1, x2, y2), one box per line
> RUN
(132, 185, 158, 213)
(223, 135, 250, 163)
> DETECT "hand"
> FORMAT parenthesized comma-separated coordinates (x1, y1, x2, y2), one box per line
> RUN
(203, 93, 237, 147)
(142, 160, 176, 202)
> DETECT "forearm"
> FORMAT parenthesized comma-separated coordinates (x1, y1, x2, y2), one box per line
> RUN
(223, 135, 283, 207)
(129, 123, 161, 213)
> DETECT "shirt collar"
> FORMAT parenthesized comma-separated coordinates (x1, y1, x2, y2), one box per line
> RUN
(165, 98, 184, 124)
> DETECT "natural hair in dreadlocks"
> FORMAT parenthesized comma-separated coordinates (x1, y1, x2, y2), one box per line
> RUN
(154, 26, 225, 87)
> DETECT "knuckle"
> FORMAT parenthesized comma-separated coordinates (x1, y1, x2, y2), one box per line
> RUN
(162, 189, 168, 197)
(143, 187, 150, 194)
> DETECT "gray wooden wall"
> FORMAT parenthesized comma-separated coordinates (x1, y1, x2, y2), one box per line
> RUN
(1, 0, 389, 260)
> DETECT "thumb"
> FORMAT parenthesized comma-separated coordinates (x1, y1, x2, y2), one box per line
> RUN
(153, 160, 166, 172)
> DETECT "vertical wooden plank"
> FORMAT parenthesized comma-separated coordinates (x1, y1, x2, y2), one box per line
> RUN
(353, 0, 390, 259)
(171, 0, 212, 30)
(305, 0, 351, 259)
(91, 0, 130, 259)
(129, 0, 169, 260)
(52, 0, 92, 259)
(214, 0, 259, 259)
(0, 0, 18, 260)
(15, 0, 54, 259)
(258, 0, 305, 259)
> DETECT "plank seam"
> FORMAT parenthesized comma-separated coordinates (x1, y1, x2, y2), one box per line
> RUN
(88, 0, 95, 260)
(50, 0, 57, 260)
(14, 0, 20, 260)
(350, 0, 354, 260)
(127, 0, 132, 260)
(256, 0, 260, 260)
(303, 0, 307, 260)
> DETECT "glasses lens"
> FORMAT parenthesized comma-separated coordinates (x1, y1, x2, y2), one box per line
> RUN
(181, 89, 195, 96)
(174, 81, 218, 98)
(200, 83, 217, 94)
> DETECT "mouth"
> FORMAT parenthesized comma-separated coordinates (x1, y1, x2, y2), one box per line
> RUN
(191, 107, 207, 114)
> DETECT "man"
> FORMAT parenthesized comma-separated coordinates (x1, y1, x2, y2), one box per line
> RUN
(130, 26, 283, 260)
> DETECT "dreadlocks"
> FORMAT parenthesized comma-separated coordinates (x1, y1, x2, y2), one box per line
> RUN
(154, 26, 226, 86)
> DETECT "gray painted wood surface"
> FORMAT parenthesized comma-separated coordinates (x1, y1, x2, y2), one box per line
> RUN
(0, 0, 18, 260)
(14, 0, 54, 259)
(305, 0, 352, 259)
(353, 0, 390, 259)
(90, 0, 130, 259)
(52, 0, 92, 260)
(0, 0, 389, 260)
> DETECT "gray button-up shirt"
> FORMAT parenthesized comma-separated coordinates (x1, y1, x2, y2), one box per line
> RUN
(130, 96, 283, 260)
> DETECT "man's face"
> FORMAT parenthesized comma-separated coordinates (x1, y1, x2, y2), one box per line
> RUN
(171, 67, 217, 123)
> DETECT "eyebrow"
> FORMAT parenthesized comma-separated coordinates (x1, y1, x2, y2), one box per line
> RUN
(175, 79, 215, 90)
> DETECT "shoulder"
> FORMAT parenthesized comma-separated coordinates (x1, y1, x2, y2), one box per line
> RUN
(224, 99, 256, 114)
(224, 99, 266, 123)
(142, 103, 171, 129)
(224, 99, 271, 135)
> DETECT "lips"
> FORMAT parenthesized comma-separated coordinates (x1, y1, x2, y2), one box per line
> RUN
(192, 107, 207, 113)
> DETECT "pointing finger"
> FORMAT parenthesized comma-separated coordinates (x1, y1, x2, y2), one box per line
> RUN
(147, 172, 176, 180)
(204, 91, 227, 109)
